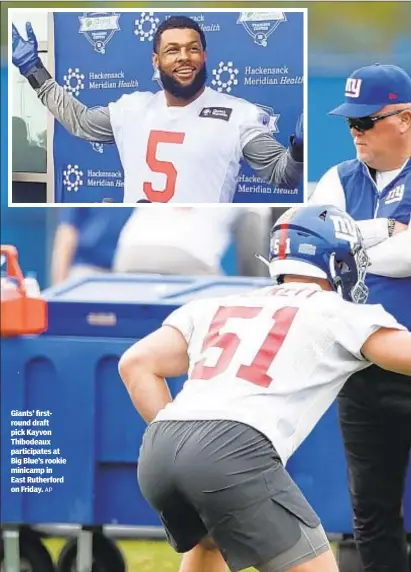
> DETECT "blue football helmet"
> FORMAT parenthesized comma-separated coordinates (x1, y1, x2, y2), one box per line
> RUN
(257, 205, 369, 303)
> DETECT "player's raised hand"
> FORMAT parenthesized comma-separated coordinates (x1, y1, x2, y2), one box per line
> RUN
(12, 22, 40, 76)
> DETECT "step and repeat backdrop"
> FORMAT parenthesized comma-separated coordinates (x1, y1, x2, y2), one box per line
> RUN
(52, 10, 304, 204)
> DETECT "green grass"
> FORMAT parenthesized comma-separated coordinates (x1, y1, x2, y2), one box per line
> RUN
(45, 537, 338, 571)
(44, 538, 257, 571)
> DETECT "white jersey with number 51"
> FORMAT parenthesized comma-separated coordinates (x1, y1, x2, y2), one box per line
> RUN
(108, 87, 270, 203)
(155, 282, 403, 464)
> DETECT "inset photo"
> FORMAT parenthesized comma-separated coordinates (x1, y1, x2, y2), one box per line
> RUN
(9, 9, 306, 205)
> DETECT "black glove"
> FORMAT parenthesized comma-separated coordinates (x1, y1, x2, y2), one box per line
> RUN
(289, 112, 303, 162)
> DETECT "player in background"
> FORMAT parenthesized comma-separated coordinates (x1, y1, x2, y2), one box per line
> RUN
(118, 205, 411, 572)
(12, 16, 304, 204)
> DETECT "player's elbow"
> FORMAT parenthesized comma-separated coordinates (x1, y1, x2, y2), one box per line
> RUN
(118, 345, 150, 388)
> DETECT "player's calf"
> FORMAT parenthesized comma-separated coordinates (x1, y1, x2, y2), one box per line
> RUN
(179, 537, 227, 572)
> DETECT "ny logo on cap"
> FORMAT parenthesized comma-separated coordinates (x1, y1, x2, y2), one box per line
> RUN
(345, 78, 362, 98)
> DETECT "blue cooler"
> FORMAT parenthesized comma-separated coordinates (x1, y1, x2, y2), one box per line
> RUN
(1, 274, 270, 528)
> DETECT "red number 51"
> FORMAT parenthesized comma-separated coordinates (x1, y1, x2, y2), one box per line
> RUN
(191, 305, 299, 388)
(143, 130, 185, 202)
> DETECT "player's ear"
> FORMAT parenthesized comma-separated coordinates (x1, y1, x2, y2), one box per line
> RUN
(152, 53, 159, 70)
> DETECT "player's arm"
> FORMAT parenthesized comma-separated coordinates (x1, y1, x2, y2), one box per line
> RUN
(118, 325, 189, 423)
(243, 133, 303, 189)
(12, 23, 114, 142)
(240, 108, 303, 188)
(37, 80, 114, 142)
(361, 328, 411, 375)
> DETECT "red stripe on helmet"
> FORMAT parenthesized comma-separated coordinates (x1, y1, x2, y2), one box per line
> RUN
(278, 223, 289, 259)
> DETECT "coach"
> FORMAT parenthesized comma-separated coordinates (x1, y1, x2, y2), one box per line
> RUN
(311, 63, 411, 572)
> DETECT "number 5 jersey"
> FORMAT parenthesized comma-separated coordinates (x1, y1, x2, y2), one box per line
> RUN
(154, 282, 404, 464)
(108, 87, 272, 203)
(36, 80, 303, 203)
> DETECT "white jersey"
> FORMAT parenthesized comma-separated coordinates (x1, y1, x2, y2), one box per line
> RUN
(108, 87, 270, 204)
(155, 282, 404, 464)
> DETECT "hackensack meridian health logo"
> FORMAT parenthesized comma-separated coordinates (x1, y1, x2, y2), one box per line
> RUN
(134, 12, 160, 42)
(237, 11, 287, 47)
(211, 61, 239, 94)
(63, 165, 84, 192)
(63, 68, 85, 98)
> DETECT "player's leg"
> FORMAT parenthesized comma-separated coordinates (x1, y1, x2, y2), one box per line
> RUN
(256, 522, 338, 572)
(179, 537, 227, 572)
(172, 419, 333, 572)
(137, 421, 210, 557)
(177, 524, 338, 572)
(338, 365, 411, 572)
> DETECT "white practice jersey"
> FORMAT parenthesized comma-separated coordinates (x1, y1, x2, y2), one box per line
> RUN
(155, 282, 404, 464)
(108, 87, 270, 204)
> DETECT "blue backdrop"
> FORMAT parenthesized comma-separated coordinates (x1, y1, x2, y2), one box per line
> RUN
(52, 10, 304, 203)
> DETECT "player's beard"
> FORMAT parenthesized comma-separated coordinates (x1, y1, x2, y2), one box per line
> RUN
(159, 63, 208, 101)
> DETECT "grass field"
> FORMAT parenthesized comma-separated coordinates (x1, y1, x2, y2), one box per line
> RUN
(44, 536, 343, 571)
(44, 538, 257, 571)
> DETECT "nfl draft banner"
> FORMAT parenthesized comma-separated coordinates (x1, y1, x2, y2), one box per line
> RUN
(52, 11, 305, 203)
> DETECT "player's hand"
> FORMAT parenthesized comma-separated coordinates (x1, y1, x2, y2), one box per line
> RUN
(394, 221, 408, 234)
(12, 22, 40, 76)
(294, 112, 303, 146)
(289, 112, 303, 162)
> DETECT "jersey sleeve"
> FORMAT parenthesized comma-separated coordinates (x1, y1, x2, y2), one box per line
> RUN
(335, 301, 406, 360)
(237, 101, 273, 149)
(162, 301, 198, 344)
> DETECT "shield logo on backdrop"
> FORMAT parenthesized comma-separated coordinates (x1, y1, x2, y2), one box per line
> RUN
(78, 12, 121, 55)
(237, 11, 287, 47)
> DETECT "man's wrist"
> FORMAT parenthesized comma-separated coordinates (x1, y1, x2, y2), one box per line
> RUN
(387, 218, 396, 237)
(25, 59, 51, 89)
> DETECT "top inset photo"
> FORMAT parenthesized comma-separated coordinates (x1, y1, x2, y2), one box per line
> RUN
(9, 9, 306, 205)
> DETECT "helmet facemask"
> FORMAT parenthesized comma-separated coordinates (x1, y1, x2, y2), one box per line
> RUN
(329, 242, 369, 304)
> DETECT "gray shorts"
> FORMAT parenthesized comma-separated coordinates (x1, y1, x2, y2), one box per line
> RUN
(137, 420, 327, 572)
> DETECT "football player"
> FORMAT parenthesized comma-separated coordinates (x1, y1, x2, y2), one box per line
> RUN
(118, 204, 410, 572)
(12, 16, 304, 203)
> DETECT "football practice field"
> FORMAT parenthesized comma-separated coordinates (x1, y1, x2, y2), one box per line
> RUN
(44, 537, 339, 571)
(44, 538, 257, 571)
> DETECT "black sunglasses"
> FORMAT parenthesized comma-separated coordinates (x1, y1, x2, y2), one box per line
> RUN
(346, 109, 408, 132)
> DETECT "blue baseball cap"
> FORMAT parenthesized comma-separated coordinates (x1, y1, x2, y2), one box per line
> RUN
(329, 64, 411, 118)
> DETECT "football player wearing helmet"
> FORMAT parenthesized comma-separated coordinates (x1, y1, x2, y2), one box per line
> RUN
(118, 205, 410, 572)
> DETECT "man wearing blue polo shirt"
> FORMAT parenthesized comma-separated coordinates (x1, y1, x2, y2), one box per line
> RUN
(311, 63, 411, 572)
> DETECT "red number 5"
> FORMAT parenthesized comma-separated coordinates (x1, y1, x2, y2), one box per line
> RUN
(143, 130, 185, 202)
(191, 306, 299, 387)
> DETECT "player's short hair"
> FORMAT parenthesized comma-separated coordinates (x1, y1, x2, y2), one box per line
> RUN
(153, 16, 207, 53)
